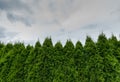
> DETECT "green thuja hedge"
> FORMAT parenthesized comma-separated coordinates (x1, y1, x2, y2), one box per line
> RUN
(0, 33, 120, 82)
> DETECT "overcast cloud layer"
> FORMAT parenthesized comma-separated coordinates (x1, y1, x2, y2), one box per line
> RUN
(0, 0, 120, 45)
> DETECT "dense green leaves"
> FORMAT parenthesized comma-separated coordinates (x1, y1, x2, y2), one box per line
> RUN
(0, 34, 120, 82)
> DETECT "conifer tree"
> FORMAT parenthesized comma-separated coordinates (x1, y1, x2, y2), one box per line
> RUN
(74, 41, 83, 81)
(39, 37, 54, 82)
(0, 43, 13, 81)
(52, 41, 64, 82)
(23, 44, 34, 81)
(96, 33, 120, 82)
(0, 42, 4, 50)
(109, 35, 120, 62)
(26, 41, 42, 82)
(62, 40, 77, 82)
(82, 36, 97, 82)
(7, 43, 25, 82)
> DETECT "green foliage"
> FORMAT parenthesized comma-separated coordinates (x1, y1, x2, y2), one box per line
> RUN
(0, 34, 120, 82)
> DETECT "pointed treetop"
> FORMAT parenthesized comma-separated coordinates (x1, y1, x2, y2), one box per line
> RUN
(97, 33, 107, 43)
(43, 37, 53, 47)
(85, 36, 94, 43)
(64, 39, 74, 51)
(14, 42, 25, 49)
(26, 44, 33, 50)
(109, 34, 117, 42)
(35, 40, 41, 48)
(0, 42, 4, 49)
(55, 41, 63, 49)
(84, 36, 95, 48)
(75, 41, 83, 50)
(6, 43, 13, 49)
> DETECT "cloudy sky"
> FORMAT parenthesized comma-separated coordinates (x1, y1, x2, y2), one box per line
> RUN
(0, 0, 120, 45)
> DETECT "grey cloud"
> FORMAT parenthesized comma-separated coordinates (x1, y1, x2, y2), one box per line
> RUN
(6, 32, 18, 38)
(37, 0, 80, 18)
(0, 0, 31, 12)
(81, 24, 102, 30)
(40, 18, 60, 25)
(0, 26, 18, 40)
(0, 27, 6, 38)
(80, 23, 110, 31)
(0, 0, 33, 26)
(7, 13, 33, 27)
(48, 0, 57, 12)
(59, 28, 65, 32)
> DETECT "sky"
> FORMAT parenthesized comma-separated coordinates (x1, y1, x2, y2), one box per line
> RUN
(0, 0, 120, 45)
